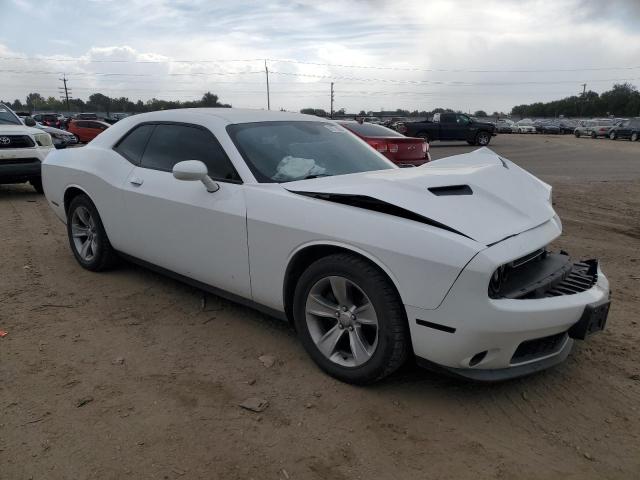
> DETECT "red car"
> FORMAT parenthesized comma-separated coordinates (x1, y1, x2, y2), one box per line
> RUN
(338, 121, 430, 166)
(67, 119, 110, 143)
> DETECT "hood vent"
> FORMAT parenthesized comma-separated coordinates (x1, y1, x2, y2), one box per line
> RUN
(428, 185, 473, 196)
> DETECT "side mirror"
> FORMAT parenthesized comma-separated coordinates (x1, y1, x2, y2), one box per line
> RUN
(24, 117, 36, 127)
(172, 160, 219, 193)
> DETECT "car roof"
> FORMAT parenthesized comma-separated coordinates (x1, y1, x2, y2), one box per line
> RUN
(121, 108, 321, 125)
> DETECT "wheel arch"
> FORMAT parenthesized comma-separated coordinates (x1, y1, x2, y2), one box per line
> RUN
(63, 184, 92, 216)
(282, 242, 404, 326)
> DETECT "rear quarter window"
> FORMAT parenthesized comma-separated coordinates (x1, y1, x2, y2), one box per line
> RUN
(113, 124, 155, 165)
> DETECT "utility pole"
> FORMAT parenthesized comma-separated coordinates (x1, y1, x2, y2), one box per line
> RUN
(579, 83, 587, 116)
(330, 82, 334, 119)
(264, 60, 270, 110)
(59, 74, 71, 113)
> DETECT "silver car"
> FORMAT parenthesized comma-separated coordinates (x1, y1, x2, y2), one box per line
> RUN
(574, 119, 615, 138)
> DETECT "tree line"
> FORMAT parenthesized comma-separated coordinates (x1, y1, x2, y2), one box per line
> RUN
(0, 92, 230, 114)
(511, 83, 640, 118)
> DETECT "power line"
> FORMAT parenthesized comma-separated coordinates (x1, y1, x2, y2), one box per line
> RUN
(2, 66, 637, 86)
(269, 70, 640, 86)
(0, 69, 263, 77)
(2, 55, 640, 74)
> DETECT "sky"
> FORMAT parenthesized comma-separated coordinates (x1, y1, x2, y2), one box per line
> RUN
(1, 0, 639, 113)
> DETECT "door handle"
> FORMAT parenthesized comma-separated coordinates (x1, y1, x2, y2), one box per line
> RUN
(130, 177, 144, 186)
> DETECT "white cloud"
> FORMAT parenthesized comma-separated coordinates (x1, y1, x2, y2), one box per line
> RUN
(1, 0, 639, 113)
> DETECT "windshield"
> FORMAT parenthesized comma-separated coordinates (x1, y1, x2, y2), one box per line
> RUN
(227, 121, 394, 183)
(0, 105, 21, 125)
(339, 122, 404, 138)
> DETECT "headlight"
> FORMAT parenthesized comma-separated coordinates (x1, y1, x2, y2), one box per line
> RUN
(34, 132, 53, 147)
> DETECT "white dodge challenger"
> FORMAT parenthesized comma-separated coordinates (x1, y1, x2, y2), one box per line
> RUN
(42, 109, 611, 384)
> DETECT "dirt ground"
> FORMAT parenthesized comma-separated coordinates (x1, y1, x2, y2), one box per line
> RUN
(1, 134, 639, 479)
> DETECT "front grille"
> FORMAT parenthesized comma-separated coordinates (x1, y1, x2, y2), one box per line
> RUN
(0, 135, 35, 149)
(489, 251, 598, 300)
(0, 157, 40, 165)
(511, 332, 567, 364)
(543, 260, 597, 297)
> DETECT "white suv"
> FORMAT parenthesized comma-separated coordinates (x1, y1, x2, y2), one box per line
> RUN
(0, 103, 54, 193)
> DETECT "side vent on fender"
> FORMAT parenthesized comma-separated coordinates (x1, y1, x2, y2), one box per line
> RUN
(428, 185, 473, 196)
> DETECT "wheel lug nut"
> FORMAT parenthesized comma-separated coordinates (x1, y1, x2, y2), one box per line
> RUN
(341, 306, 348, 312)
(350, 314, 356, 320)
(348, 326, 354, 331)
(338, 324, 344, 329)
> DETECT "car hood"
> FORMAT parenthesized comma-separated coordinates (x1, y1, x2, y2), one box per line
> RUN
(284, 148, 554, 246)
(36, 124, 71, 135)
(0, 124, 40, 136)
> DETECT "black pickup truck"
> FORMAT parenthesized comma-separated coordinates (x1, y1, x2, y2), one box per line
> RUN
(396, 113, 496, 146)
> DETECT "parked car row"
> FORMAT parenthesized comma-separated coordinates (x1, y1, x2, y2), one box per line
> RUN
(490, 116, 639, 142)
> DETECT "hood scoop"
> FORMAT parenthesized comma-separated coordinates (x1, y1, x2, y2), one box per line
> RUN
(428, 185, 473, 196)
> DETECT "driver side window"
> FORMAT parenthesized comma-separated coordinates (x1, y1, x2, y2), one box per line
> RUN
(456, 114, 470, 125)
(140, 124, 241, 182)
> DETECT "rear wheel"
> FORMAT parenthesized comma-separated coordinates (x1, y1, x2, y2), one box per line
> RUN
(66, 194, 117, 271)
(590, 131, 597, 139)
(631, 132, 638, 142)
(30, 178, 44, 194)
(293, 253, 410, 384)
(574, 131, 581, 138)
(476, 131, 491, 146)
(609, 131, 617, 140)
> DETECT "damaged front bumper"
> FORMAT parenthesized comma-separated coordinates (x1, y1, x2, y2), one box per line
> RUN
(406, 217, 611, 381)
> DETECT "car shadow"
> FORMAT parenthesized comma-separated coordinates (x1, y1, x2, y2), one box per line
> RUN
(117, 258, 559, 400)
(0, 183, 41, 199)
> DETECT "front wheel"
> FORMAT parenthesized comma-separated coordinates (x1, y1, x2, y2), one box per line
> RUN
(476, 131, 491, 146)
(66, 194, 117, 271)
(293, 253, 410, 384)
(30, 178, 44, 194)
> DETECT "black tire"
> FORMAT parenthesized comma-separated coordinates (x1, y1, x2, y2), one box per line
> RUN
(30, 177, 44, 194)
(416, 132, 430, 143)
(475, 131, 491, 146)
(590, 131, 597, 139)
(66, 194, 117, 271)
(293, 253, 410, 384)
(574, 131, 580, 138)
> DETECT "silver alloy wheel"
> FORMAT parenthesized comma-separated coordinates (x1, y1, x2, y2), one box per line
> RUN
(305, 275, 379, 367)
(477, 132, 490, 145)
(610, 132, 616, 140)
(632, 132, 638, 142)
(71, 205, 98, 262)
